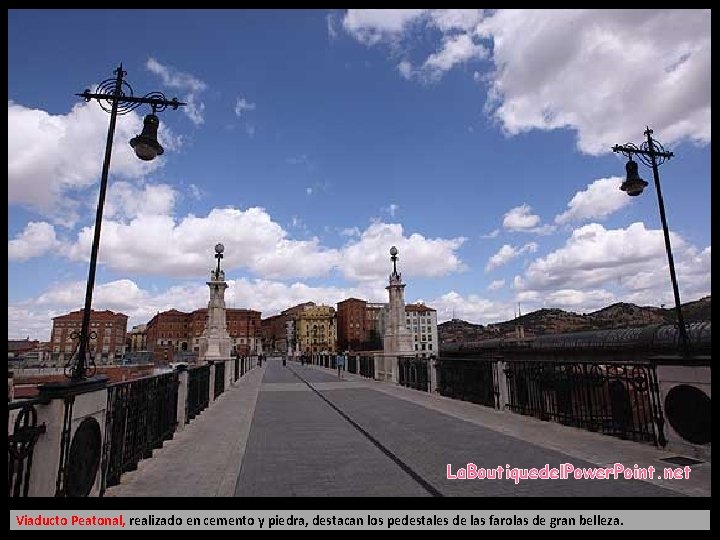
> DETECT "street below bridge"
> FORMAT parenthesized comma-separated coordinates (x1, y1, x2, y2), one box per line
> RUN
(106, 358, 709, 497)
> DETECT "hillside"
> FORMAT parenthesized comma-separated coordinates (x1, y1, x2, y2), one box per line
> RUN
(439, 295, 710, 342)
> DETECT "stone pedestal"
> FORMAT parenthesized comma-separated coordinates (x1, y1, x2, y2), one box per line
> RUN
(655, 357, 711, 462)
(383, 271, 414, 356)
(22, 377, 110, 497)
(199, 270, 232, 363)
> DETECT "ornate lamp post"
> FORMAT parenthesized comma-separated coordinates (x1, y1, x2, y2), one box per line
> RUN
(612, 127, 689, 357)
(214, 242, 225, 279)
(390, 245, 399, 277)
(67, 65, 186, 382)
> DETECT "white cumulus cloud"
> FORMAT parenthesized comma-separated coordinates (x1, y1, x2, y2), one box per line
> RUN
(502, 204, 555, 234)
(8, 101, 168, 224)
(486, 242, 538, 272)
(342, 9, 427, 45)
(477, 9, 711, 154)
(555, 177, 630, 224)
(512, 221, 710, 312)
(8, 222, 61, 261)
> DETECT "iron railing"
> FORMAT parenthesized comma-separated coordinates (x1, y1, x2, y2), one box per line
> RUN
(359, 355, 375, 379)
(234, 356, 240, 382)
(437, 358, 499, 408)
(186, 364, 211, 423)
(214, 362, 225, 399)
(8, 397, 48, 497)
(398, 356, 430, 392)
(503, 360, 665, 446)
(102, 371, 179, 491)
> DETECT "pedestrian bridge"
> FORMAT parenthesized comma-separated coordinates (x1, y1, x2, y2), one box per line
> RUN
(10, 354, 710, 498)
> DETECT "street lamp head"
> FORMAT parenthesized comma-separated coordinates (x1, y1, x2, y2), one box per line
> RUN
(390, 246, 398, 257)
(130, 113, 164, 161)
(215, 243, 225, 255)
(620, 158, 648, 196)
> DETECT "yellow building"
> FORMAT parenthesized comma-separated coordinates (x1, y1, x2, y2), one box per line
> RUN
(297, 305, 337, 353)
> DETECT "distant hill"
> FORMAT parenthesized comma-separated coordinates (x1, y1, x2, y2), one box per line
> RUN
(665, 295, 711, 323)
(438, 295, 710, 343)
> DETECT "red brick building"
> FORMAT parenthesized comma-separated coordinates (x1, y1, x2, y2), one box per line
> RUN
(146, 307, 262, 363)
(50, 309, 128, 364)
(336, 298, 367, 351)
(335, 298, 384, 352)
(260, 314, 287, 353)
(258, 302, 316, 354)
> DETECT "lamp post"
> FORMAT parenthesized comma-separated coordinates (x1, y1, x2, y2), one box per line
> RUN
(612, 127, 689, 357)
(68, 65, 186, 382)
(214, 242, 224, 279)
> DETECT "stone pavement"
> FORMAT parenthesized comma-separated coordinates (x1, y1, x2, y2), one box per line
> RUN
(106, 358, 711, 497)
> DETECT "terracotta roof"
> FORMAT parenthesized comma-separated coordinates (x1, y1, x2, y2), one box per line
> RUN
(337, 298, 366, 305)
(53, 309, 128, 321)
(405, 303, 436, 312)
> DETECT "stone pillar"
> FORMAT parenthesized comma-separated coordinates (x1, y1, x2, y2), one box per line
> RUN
(225, 359, 232, 390)
(497, 360, 509, 410)
(383, 247, 414, 357)
(175, 365, 188, 432)
(208, 362, 216, 403)
(390, 355, 399, 383)
(27, 378, 109, 497)
(198, 265, 232, 364)
(656, 361, 711, 462)
(428, 357, 438, 394)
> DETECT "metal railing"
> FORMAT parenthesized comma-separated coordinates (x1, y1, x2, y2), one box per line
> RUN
(503, 360, 665, 446)
(186, 364, 211, 423)
(214, 362, 225, 399)
(234, 356, 239, 382)
(398, 356, 430, 392)
(359, 355, 375, 379)
(102, 371, 179, 491)
(8, 397, 48, 497)
(437, 358, 499, 408)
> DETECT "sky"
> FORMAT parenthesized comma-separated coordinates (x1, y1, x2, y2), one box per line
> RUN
(8, 9, 711, 341)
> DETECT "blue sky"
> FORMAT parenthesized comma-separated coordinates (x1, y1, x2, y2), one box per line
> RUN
(8, 9, 711, 340)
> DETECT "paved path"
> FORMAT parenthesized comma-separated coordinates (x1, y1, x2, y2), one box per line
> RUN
(105, 363, 264, 497)
(106, 358, 710, 497)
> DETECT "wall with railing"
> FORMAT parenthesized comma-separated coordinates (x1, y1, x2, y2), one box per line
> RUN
(299, 347, 710, 457)
(8, 354, 259, 497)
